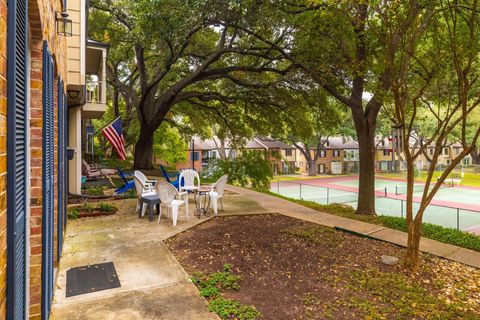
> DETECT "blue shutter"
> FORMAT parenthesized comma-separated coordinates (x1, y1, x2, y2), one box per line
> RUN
(57, 78, 66, 260)
(6, 0, 28, 319)
(42, 41, 55, 320)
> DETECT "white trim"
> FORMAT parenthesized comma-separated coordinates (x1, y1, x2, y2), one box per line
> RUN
(253, 137, 268, 150)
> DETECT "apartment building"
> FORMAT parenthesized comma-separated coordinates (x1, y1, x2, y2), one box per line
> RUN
(296, 137, 359, 175)
(171, 136, 296, 174)
(413, 142, 472, 170)
(0, 1, 105, 319)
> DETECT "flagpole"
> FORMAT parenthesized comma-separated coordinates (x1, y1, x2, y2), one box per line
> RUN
(86, 116, 121, 143)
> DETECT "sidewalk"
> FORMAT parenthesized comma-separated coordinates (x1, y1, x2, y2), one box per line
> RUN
(227, 185, 480, 268)
(51, 199, 219, 320)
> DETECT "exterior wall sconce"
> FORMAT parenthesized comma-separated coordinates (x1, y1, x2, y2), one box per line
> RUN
(56, 12, 72, 37)
(67, 89, 80, 99)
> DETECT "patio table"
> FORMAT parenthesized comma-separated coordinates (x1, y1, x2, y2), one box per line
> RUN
(193, 186, 212, 218)
(139, 194, 160, 222)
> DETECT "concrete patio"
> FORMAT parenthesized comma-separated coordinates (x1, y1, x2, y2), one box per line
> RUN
(51, 194, 266, 320)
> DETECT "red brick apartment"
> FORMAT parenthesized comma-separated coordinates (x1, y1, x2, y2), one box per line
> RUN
(0, 0, 107, 319)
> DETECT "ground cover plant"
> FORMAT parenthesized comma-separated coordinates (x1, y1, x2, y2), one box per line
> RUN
(166, 215, 479, 319)
(67, 202, 118, 219)
(192, 264, 261, 320)
(261, 189, 480, 252)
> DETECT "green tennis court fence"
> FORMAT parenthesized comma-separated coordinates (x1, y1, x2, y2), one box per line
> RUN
(271, 180, 480, 232)
(272, 180, 387, 205)
(395, 180, 454, 195)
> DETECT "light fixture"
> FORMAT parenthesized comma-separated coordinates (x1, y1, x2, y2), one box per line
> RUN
(67, 89, 80, 99)
(56, 11, 72, 37)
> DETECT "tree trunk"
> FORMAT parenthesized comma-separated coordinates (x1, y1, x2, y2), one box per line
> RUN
(404, 220, 422, 270)
(133, 126, 155, 169)
(470, 147, 480, 164)
(307, 161, 316, 176)
(355, 124, 377, 215)
(219, 138, 227, 160)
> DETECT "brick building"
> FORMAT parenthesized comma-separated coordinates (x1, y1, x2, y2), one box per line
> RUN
(0, 0, 104, 319)
(296, 137, 359, 175)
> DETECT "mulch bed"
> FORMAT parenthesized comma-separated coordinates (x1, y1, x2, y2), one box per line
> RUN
(166, 214, 480, 320)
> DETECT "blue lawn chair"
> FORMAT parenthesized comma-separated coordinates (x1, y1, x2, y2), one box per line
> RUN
(115, 167, 135, 194)
(160, 165, 180, 189)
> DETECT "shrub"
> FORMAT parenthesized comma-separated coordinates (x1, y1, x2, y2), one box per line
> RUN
(97, 203, 117, 213)
(201, 152, 272, 190)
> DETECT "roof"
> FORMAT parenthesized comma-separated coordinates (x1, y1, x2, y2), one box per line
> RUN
(324, 136, 358, 150)
(253, 136, 294, 149)
(87, 38, 110, 49)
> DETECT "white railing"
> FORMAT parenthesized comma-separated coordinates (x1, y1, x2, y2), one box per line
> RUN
(86, 79, 105, 104)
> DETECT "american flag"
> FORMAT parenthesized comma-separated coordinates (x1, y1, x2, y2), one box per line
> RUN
(101, 117, 126, 160)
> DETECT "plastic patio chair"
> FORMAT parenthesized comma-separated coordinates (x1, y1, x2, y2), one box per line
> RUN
(209, 174, 228, 215)
(82, 160, 116, 179)
(134, 170, 157, 191)
(178, 169, 200, 193)
(156, 180, 187, 226)
(160, 165, 180, 189)
(133, 175, 156, 217)
(115, 167, 135, 194)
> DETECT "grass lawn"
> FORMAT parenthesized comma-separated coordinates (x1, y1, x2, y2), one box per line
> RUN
(166, 214, 480, 320)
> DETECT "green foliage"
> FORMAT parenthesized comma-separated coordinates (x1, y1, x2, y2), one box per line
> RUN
(83, 186, 105, 196)
(191, 264, 261, 320)
(378, 216, 480, 252)
(208, 298, 261, 320)
(153, 123, 187, 166)
(260, 189, 480, 252)
(67, 209, 79, 220)
(97, 203, 118, 213)
(202, 152, 272, 190)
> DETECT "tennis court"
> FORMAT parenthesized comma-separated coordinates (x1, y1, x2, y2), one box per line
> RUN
(270, 176, 480, 234)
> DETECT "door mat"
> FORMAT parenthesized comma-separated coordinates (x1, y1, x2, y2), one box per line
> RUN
(66, 262, 121, 297)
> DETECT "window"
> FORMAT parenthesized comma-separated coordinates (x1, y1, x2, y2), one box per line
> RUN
(319, 150, 326, 158)
(429, 148, 434, 155)
(190, 151, 200, 161)
(455, 147, 460, 155)
(285, 149, 293, 157)
(443, 147, 449, 156)
(333, 150, 340, 157)
(383, 149, 390, 156)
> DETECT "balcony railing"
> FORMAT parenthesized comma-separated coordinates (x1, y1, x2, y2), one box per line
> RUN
(86, 79, 105, 104)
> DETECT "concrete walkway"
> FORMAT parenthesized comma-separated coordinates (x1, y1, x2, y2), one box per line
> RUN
(51, 198, 219, 320)
(227, 185, 480, 268)
(51, 193, 265, 320)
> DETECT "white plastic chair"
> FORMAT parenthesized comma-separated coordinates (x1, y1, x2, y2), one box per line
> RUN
(134, 170, 157, 192)
(209, 174, 228, 215)
(179, 169, 200, 213)
(133, 175, 156, 217)
(179, 169, 200, 192)
(156, 180, 187, 226)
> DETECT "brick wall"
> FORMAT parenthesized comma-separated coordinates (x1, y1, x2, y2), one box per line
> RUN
(0, 1, 7, 318)
(0, 0, 67, 318)
(28, 1, 67, 319)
